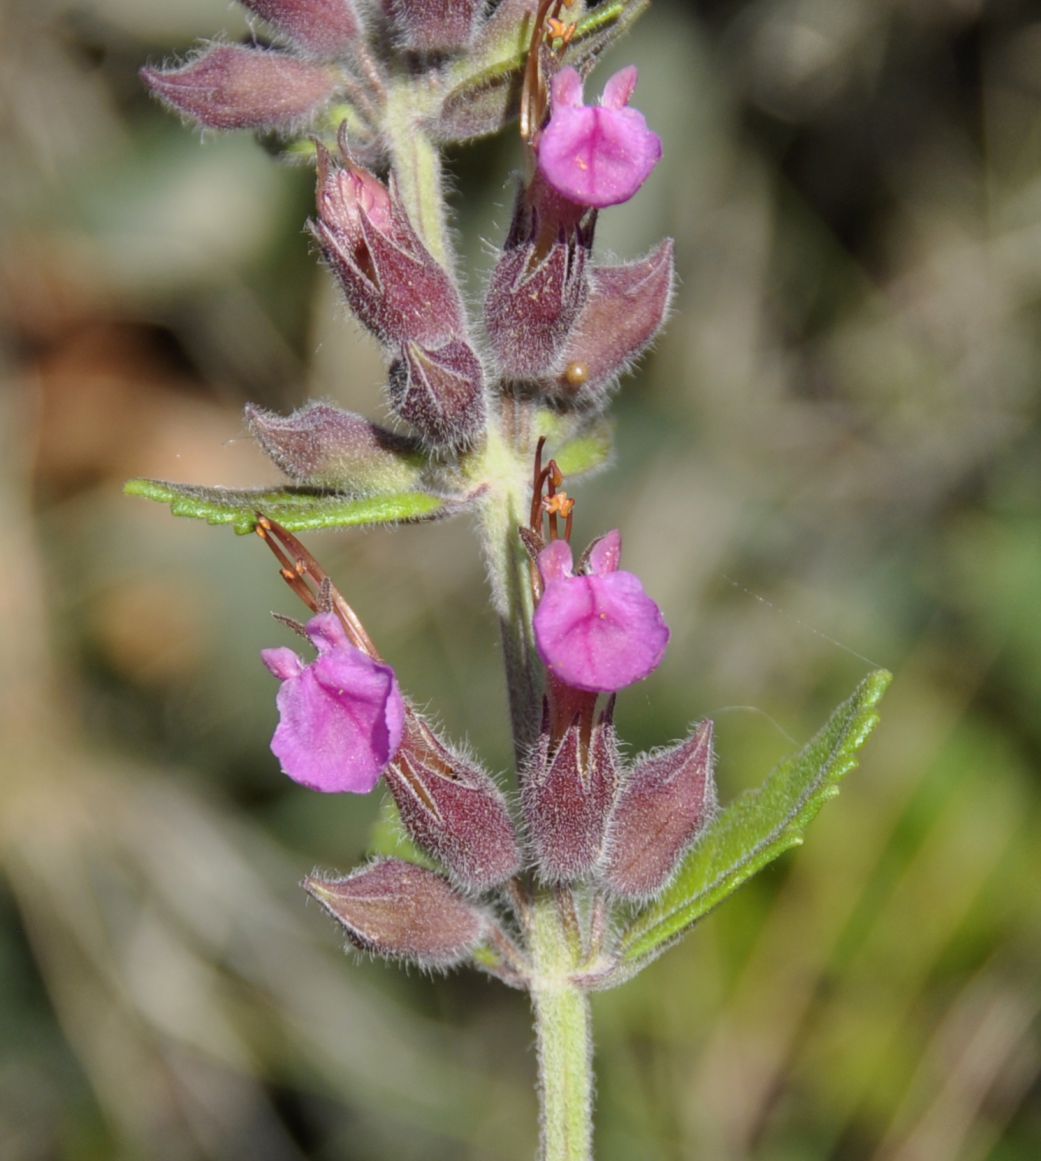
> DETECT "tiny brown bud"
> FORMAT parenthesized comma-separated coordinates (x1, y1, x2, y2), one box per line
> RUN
(553, 239, 674, 407)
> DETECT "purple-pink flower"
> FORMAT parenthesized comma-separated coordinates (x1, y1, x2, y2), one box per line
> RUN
(533, 530, 669, 692)
(537, 66, 662, 209)
(262, 612, 404, 793)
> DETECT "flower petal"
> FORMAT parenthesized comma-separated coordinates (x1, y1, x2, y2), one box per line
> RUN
(534, 569, 669, 692)
(265, 614, 404, 794)
(537, 538, 575, 586)
(586, 529, 622, 575)
(538, 68, 662, 209)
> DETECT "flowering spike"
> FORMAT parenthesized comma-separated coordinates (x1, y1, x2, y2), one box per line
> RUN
(384, 722, 522, 893)
(388, 338, 487, 451)
(537, 66, 662, 208)
(553, 239, 674, 406)
(261, 612, 404, 793)
(602, 720, 717, 900)
(304, 859, 488, 967)
(384, 0, 483, 54)
(533, 533, 669, 693)
(239, 0, 363, 59)
(141, 45, 340, 131)
(245, 402, 423, 491)
(484, 181, 593, 382)
(311, 148, 467, 350)
(524, 707, 620, 883)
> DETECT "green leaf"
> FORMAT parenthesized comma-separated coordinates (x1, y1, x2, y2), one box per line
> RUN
(124, 478, 455, 534)
(620, 669, 892, 965)
(546, 418, 614, 480)
(367, 796, 435, 869)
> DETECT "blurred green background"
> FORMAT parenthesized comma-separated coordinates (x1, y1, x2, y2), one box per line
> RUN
(3, 1, 1040, 1157)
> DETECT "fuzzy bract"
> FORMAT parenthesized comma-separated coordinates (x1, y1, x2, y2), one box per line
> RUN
(262, 612, 404, 793)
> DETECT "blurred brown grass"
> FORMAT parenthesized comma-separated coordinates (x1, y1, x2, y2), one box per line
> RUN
(2, 1, 1039, 1158)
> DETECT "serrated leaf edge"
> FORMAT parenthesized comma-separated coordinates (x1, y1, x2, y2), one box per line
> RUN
(619, 670, 892, 965)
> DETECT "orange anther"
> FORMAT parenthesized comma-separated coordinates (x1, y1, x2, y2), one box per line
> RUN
(546, 18, 576, 45)
(543, 492, 575, 518)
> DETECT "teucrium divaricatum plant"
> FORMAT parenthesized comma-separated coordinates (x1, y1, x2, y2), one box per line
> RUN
(130, 2, 891, 1157)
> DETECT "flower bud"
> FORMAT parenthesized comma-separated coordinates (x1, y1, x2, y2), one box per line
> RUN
(524, 706, 619, 883)
(484, 182, 592, 382)
(305, 859, 488, 967)
(311, 148, 467, 351)
(384, 722, 522, 893)
(384, 0, 483, 54)
(602, 720, 716, 900)
(552, 239, 674, 407)
(239, 0, 363, 59)
(388, 338, 486, 450)
(141, 45, 340, 131)
(245, 402, 423, 492)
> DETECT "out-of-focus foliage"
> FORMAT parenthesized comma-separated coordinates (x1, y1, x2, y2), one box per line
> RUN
(2, 1, 1039, 1158)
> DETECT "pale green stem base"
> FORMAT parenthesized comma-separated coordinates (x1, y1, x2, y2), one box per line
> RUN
(530, 894, 595, 1161)
(382, 82, 450, 267)
(474, 421, 541, 762)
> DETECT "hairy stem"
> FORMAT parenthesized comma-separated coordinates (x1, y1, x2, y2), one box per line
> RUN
(382, 80, 451, 267)
(530, 892, 595, 1161)
(475, 423, 541, 764)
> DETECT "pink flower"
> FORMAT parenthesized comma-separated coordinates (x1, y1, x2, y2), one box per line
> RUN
(262, 612, 404, 793)
(537, 66, 662, 209)
(533, 530, 669, 692)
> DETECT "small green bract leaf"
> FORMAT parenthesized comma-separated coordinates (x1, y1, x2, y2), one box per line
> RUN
(368, 796, 436, 869)
(620, 669, 892, 965)
(124, 478, 452, 534)
(551, 422, 613, 479)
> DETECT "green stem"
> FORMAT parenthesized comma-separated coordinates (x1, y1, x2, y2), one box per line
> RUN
(474, 421, 541, 764)
(530, 892, 595, 1161)
(382, 79, 451, 267)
